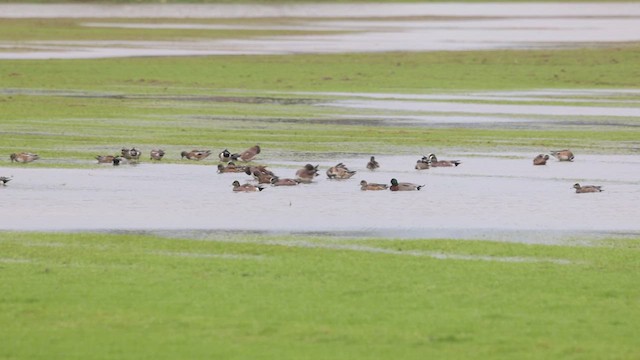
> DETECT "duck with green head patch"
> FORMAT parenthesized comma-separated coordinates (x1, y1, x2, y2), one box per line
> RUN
(390, 178, 424, 191)
(232, 180, 264, 192)
(573, 183, 603, 193)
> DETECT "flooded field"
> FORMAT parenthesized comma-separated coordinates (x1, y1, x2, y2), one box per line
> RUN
(2, 153, 639, 243)
(1, 3, 640, 59)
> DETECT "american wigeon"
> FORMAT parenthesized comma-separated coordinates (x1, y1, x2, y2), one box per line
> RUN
(0, 176, 11, 185)
(121, 148, 141, 160)
(550, 149, 574, 162)
(573, 183, 603, 193)
(427, 153, 461, 167)
(366, 156, 380, 170)
(112, 157, 122, 166)
(252, 170, 276, 184)
(533, 154, 550, 165)
(239, 145, 261, 162)
(217, 162, 247, 173)
(96, 155, 116, 164)
(415, 156, 430, 170)
(295, 164, 319, 183)
(232, 180, 264, 192)
(9, 152, 39, 163)
(181, 150, 212, 160)
(218, 149, 240, 162)
(150, 149, 165, 161)
(271, 177, 300, 186)
(390, 178, 424, 191)
(360, 180, 388, 191)
(327, 163, 356, 179)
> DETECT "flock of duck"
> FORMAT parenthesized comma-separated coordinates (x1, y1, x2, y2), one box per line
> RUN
(3, 147, 603, 194)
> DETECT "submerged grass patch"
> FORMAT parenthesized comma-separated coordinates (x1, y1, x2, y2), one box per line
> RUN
(1, 231, 640, 359)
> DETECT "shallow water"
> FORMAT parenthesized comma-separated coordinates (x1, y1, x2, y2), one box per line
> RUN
(1, 3, 639, 59)
(2, 153, 639, 243)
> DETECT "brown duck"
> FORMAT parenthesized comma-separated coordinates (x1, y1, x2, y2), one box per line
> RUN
(10, 152, 39, 163)
(550, 149, 574, 162)
(360, 180, 388, 191)
(150, 149, 165, 161)
(366, 156, 380, 170)
(327, 163, 356, 179)
(390, 178, 424, 191)
(181, 150, 212, 160)
(427, 153, 461, 167)
(232, 180, 264, 192)
(573, 183, 603, 193)
(533, 154, 550, 165)
(239, 145, 261, 162)
(295, 164, 319, 183)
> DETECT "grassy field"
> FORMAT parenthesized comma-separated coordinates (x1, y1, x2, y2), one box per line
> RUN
(2, 9, 640, 359)
(2, 232, 640, 359)
(2, 47, 640, 164)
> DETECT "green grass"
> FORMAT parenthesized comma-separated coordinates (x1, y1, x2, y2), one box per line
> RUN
(2, 47, 640, 163)
(1, 232, 640, 359)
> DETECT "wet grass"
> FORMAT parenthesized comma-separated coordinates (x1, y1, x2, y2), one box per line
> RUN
(2, 46, 640, 164)
(1, 231, 640, 359)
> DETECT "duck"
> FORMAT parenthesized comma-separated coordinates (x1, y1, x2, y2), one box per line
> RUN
(327, 163, 356, 179)
(96, 155, 116, 164)
(390, 178, 424, 191)
(415, 156, 430, 170)
(271, 177, 300, 186)
(181, 149, 212, 160)
(573, 183, 603, 193)
(150, 149, 165, 161)
(244, 165, 276, 180)
(238, 145, 261, 162)
(9, 152, 39, 163)
(550, 149, 574, 162)
(360, 180, 388, 191)
(533, 154, 550, 165)
(121, 148, 141, 160)
(0, 176, 12, 185)
(252, 170, 276, 184)
(217, 162, 247, 173)
(218, 149, 240, 162)
(366, 156, 380, 170)
(295, 164, 319, 183)
(232, 180, 264, 192)
(427, 153, 461, 167)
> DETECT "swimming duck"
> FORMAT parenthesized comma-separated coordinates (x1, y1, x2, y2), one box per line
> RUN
(252, 170, 276, 184)
(9, 152, 39, 163)
(96, 155, 116, 164)
(232, 180, 264, 192)
(327, 163, 356, 179)
(415, 156, 430, 170)
(390, 178, 424, 191)
(239, 145, 261, 162)
(573, 183, 603, 193)
(0, 176, 12, 185)
(427, 153, 461, 167)
(181, 150, 212, 160)
(121, 148, 141, 160)
(217, 162, 248, 173)
(150, 149, 165, 161)
(218, 149, 240, 162)
(271, 177, 300, 186)
(533, 154, 550, 165)
(360, 180, 388, 191)
(295, 164, 319, 183)
(550, 149, 574, 162)
(366, 156, 380, 170)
